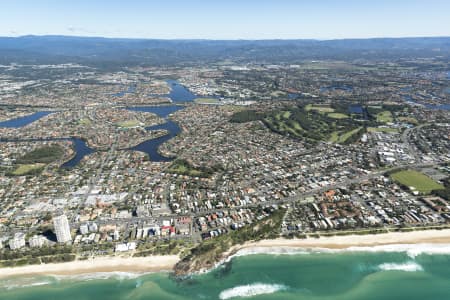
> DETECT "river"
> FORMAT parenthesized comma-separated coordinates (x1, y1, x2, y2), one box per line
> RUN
(403, 95, 450, 111)
(0, 80, 195, 167)
(0, 111, 54, 127)
(123, 79, 196, 161)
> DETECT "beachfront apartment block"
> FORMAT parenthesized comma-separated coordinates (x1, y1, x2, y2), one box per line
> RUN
(53, 214, 72, 243)
(9, 232, 26, 250)
(29, 235, 48, 248)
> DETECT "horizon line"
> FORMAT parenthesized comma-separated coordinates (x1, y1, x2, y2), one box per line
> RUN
(1, 34, 450, 42)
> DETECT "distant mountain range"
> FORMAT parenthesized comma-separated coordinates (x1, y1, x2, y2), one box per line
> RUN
(0, 35, 449, 68)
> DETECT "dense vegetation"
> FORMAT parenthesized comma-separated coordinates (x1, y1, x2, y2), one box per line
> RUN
(174, 207, 285, 275)
(1, 36, 449, 68)
(230, 104, 367, 144)
(17, 144, 64, 164)
(0, 245, 75, 267)
(229, 110, 265, 123)
(168, 159, 219, 178)
(432, 177, 450, 200)
(4, 144, 65, 176)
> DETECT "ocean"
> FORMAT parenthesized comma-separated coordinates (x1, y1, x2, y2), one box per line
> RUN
(1, 246, 450, 300)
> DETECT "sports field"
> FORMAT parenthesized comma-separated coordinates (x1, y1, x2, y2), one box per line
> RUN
(390, 170, 444, 193)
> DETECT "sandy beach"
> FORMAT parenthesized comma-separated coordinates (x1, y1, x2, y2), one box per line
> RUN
(233, 228, 450, 251)
(0, 255, 179, 279)
(2, 229, 450, 279)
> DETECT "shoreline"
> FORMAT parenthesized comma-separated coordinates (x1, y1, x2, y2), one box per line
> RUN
(234, 228, 450, 251)
(0, 255, 179, 279)
(3, 229, 450, 279)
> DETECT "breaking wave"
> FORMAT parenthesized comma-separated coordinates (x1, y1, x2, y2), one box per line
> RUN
(234, 247, 311, 257)
(377, 262, 424, 272)
(54, 271, 152, 282)
(0, 279, 52, 290)
(219, 283, 288, 299)
(230, 243, 450, 260)
(344, 244, 450, 258)
(203, 243, 450, 275)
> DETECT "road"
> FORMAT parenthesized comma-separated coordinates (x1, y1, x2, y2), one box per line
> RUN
(67, 122, 439, 242)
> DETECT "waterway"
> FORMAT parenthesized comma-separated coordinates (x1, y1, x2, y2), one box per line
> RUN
(348, 104, 368, 120)
(111, 85, 136, 97)
(0, 111, 94, 168)
(0, 136, 94, 169)
(403, 95, 450, 111)
(129, 120, 181, 162)
(60, 138, 95, 168)
(0, 80, 198, 166)
(166, 79, 197, 102)
(123, 79, 196, 161)
(0, 111, 53, 127)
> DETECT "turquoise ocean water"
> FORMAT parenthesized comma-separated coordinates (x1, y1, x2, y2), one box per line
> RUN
(1, 247, 450, 300)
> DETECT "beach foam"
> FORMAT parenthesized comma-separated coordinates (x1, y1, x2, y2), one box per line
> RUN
(0, 279, 52, 290)
(219, 283, 288, 299)
(234, 247, 311, 257)
(344, 243, 450, 258)
(54, 271, 151, 282)
(202, 243, 450, 275)
(377, 262, 423, 272)
(232, 243, 450, 259)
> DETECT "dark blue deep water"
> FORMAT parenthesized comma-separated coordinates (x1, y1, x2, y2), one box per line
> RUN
(166, 79, 197, 102)
(125, 80, 195, 161)
(0, 111, 53, 128)
(61, 138, 95, 168)
(129, 120, 181, 162)
(1, 80, 194, 166)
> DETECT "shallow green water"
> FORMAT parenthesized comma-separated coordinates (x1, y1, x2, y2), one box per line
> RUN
(2, 248, 450, 300)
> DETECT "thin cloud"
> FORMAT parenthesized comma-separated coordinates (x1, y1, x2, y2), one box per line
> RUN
(67, 26, 90, 33)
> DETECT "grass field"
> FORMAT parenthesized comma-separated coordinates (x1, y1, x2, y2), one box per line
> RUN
(194, 98, 220, 104)
(327, 112, 349, 119)
(329, 131, 340, 143)
(78, 118, 92, 125)
(116, 120, 142, 128)
(376, 111, 394, 123)
(398, 117, 419, 125)
(169, 164, 203, 177)
(11, 163, 45, 176)
(168, 159, 211, 177)
(270, 91, 287, 97)
(391, 170, 444, 194)
(329, 127, 362, 143)
(232, 106, 364, 144)
(282, 111, 291, 119)
(368, 127, 399, 133)
(264, 114, 303, 138)
(305, 104, 335, 113)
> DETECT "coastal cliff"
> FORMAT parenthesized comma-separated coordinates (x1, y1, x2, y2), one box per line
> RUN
(173, 208, 286, 276)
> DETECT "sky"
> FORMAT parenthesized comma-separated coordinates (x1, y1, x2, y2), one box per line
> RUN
(0, 0, 449, 40)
